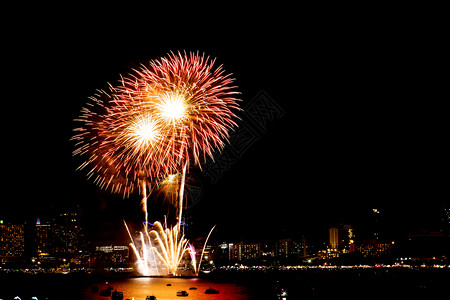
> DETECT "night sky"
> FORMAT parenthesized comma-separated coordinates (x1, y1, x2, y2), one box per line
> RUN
(1, 10, 447, 243)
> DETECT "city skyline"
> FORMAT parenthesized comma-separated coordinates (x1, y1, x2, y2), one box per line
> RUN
(2, 205, 449, 270)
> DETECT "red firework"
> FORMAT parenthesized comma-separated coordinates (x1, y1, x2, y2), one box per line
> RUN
(72, 51, 240, 197)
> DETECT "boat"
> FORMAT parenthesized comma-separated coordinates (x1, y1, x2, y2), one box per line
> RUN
(205, 287, 219, 294)
(176, 290, 189, 297)
(166, 283, 172, 286)
(276, 288, 288, 300)
(189, 287, 197, 290)
(146, 296, 157, 300)
(112, 291, 124, 300)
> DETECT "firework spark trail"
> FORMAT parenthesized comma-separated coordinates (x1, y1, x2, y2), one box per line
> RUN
(188, 243, 197, 274)
(197, 225, 216, 274)
(124, 220, 160, 276)
(141, 180, 149, 230)
(150, 221, 189, 276)
(178, 163, 187, 228)
(124, 221, 148, 275)
(125, 218, 192, 276)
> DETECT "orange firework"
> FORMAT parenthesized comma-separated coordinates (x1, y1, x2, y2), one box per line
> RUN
(72, 51, 240, 197)
(120, 51, 241, 168)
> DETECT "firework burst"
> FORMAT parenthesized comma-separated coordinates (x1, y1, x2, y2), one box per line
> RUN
(122, 51, 241, 167)
(72, 51, 241, 197)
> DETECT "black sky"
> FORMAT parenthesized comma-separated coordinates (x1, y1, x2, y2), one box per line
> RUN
(1, 8, 448, 242)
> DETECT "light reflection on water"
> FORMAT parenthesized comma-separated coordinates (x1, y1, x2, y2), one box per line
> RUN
(81, 277, 253, 300)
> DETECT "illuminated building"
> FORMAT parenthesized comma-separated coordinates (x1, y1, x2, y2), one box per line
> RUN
(31, 211, 83, 260)
(93, 241, 130, 266)
(276, 239, 290, 258)
(31, 208, 84, 258)
(357, 240, 394, 257)
(52, 210, 83, 254)
(442, 208, 450, 236)
(217, 242, 233, 261)
(35, 218, 53, 256)
(329, 225, 354, 251)
(275, 238, 306, 258)
(318, 247, 340, 260)
(1, 208, 85, 268)
(261, 242, 275, 258)
(0, 219, 25, 266)
(214, 239, 307, 264)
(369, 208, 383, 240)
(329, 228, 339, 250)
(230, 241, 261, 261)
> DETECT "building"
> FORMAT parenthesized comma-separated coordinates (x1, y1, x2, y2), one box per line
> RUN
(217, 242, 233, 262)
(31, 208, 85, 258)
(357, 240, 394, 257)
(329, 225, 354, 251)
(275, 238, 306, 259)
(214, 238, 307, 265)
(0, 207, 86, 268)
(441, 208, 450, 236)
(329, 228, 339, 250)
(0, 219, 26, 266)
(318, 247, 340, 261)
(35, 218, 53, 256)
(52, 210, 83, 254)
(92, 241, 130, 266)
(368, 208, 383, 241)
(229, 241, 261, 262)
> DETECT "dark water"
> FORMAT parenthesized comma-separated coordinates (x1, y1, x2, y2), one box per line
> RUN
(1, 268, 449, 299)
(0, 273, 253, 300)
(208, 268, 450, 299)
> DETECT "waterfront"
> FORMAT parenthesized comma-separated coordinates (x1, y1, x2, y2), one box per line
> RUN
(1, 267, 450, 299)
